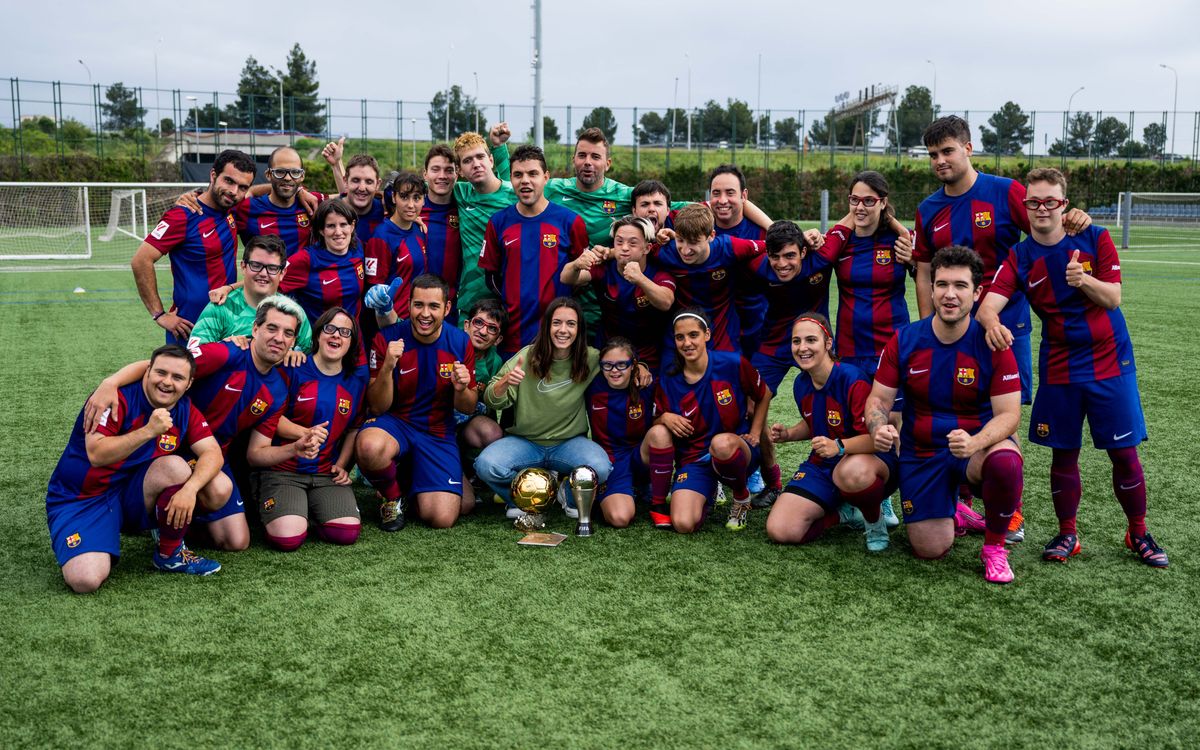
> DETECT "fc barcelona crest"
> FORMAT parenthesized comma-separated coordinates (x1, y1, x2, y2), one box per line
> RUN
(809, 272, 824, 285)
(1036, 423, 1050, 437)
(628, 403, 644, 420)
(158, 433, 178, 452)
(956, 367, 976, 386)
(792, 470, 806, 481)
(355, 260, 365, 279)
(875, 248, 892, 266)
(250, 397, 268, 415)
(542, 233, 558, 249)
(448, 214, 459, 228)
(297, 213, 309, 227)
(66, 533, 81, 549)
(226, 215, 237, 232)
(337, 397, 351, 415)
(635, 295, 649, 308)
(602, 200, 617, 215)
(827, 410, 842, 427)
(716, 388, 733, 405)
(438, 362, 453, 379)
(711, 269, 726, 281)
(974, 211, 992, 228)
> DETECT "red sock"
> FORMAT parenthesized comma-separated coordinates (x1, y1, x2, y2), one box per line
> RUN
(361, 462, 401, 502)
(1109, 447, 1148, 536)
(712, 450, 749, 501)
(154, 484, 188, 557)
(799, 513, 839, 544)
(648, 447, 675, 503)
(840, 477, 886, 523)
(317, 522, 360, 545)
(958, 483, 974, 509)
(763, 463, 782, 491)
(266, 531, 307, 552)
(1050, 448, 1082, 535)
(981, 450, 1023, 547)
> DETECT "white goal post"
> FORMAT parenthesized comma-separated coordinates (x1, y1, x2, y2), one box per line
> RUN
(0, 182, 205, 262)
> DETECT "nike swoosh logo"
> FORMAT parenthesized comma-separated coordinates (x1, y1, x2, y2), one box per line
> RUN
(399, 367, 417, 376)
(259, 221, 276, 229)
(464, 206, 477, 212)
(449, 479, 462, 485)
(504, 238, 519, 246)
(1119, 481, 1142, 491)
(591, 404, 607, 411)
(203, 230, 216, 238)
(1029, 276, 1047, 288)
(1113, 431, 1133, 440)
(933, 223, 949, 232)
(909, 368, 928, 375)
(802, 412, 811, 418)
(396, 255, 410, 263)
(297, 396, 315, 402)
(224, 385, 242, 392)
(837, 256, 852, 263)
(768, 282, 785, 287)
(652, 470, 672, 475)
(561, 197, 574, 202)
(236, 499, 244, 507)
(322, 278, 337, 285)
(537, 379, 572, 393)
(683, 408, 697, 417)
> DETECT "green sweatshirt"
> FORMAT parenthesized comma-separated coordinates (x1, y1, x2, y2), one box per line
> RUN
(189, 289, 313, 352)
(484, 345, 599, 445)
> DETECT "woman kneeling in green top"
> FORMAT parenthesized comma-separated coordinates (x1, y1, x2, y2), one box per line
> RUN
(475, 297, 615, 520)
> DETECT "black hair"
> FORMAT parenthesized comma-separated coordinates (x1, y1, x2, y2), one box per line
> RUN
(213, 149, 256, 177)
(930, 245, 984, 288)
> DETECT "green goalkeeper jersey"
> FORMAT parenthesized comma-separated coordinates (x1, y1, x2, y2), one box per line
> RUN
(544, 177, 635, 246)
(453, 143, 517, 316)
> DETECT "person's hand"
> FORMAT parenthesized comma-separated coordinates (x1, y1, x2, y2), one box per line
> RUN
(307, 421, 329, 446)
(156, 312, 193, 340)
(811, 435, 839, 459)
(769, 423, 790, 443)
(331, 465, 352, 486)
(84, 380, 122, 433)
(633, 362, 653, 388)
(621, 261, 646, 283)
(1065, 250, 1086, 288)
(283, 350, 307, 367)
(489, 122, 511, 147)
(947, 429, 975, 459)
(804, 228, 825, 250)
(590, 245, 611, 261)
(450, 361, 472, 392)
(146, 408, 174, 437)
(893, 232, 914, 265)
(497, 356, 526, 389)
(365, 278, 404, 312)
(223, 334, 250, 350)
(322, 137, 345, 167)
(741, 432, 760, 448)
(1062, 207, 1091, 235)
(292, 421, 328, 459)
(660, 413, 693, 438)
(164, 485, 198, 528)
(573, 248, 604, 272)
(298, 187, 320, 216)
(874, 424, 900, 455)
(984, 323, 1014, 352)
(655, 228, 676, 246)
(209, 284, 231, 305)
(175, 190, 203, 215)
(384, 339, 405, 368)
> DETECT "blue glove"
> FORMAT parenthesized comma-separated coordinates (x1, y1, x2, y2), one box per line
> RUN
(364, 278, 403, 312)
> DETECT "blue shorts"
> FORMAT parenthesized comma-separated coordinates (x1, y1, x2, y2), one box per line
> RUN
(454, 400, 490, 427)
(46, 462, 154, 566)
(672, 445, 762, 501)
(840, 355, 880, 378)
(1030, 373, 1147, 450)
(600, 446, 647, 503)
(897, 449, 970, 523)
(363, 413, 464, 496)
(192, 462, 246, 524)
(1012, 334, 1033, 405)
(750, 352, 793, 395)
(784, 451, 900, 511)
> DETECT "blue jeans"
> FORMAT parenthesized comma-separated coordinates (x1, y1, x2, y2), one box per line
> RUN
(474, 436, 612, 505)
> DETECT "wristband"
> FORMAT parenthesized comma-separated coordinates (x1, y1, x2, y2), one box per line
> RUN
(152, 310, 167, 321)
(836, 439, 845, 456)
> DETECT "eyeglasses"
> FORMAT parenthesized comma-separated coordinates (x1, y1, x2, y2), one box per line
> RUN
(268, 167, 305, 180)
(848, 195, 881, 207)
(600, 359, 634, 372)
(322, 323, 353, 337)
(245, 260, 285, 275)
(1022, 197, 1069, 211)
(469, 317, 501, 336)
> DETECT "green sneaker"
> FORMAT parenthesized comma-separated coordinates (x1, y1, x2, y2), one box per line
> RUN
(864, 516, 890, 553)
(725, 501, 750, 531)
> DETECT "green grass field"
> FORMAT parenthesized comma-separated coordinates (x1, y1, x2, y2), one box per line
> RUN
(1, 230, 1197, 748)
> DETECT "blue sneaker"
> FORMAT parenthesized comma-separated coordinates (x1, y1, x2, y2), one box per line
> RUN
(152, 545, 221, 576)
(864, 515, 890, 553)
(838, 503, 865, 530)
(747, 468, 765, 494)
(880, 496, 900, 529)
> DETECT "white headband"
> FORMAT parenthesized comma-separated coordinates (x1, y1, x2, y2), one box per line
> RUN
(673, 312, 708, 329)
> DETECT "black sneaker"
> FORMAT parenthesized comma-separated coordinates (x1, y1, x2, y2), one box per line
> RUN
(1125, 531, 1168, 568)
(379, 498, 406, 532)
(1042, 533, 1081, 563)
(750, 487, 780, 509)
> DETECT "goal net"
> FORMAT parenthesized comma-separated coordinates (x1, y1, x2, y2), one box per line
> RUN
(1109, 191, 1200, 249)
(0, 182, 205, 265)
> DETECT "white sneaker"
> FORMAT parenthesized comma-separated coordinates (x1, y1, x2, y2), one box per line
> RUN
(505, 506, 529, 520)
(557, 480, 579, 519)
(713, 484, 728, 506)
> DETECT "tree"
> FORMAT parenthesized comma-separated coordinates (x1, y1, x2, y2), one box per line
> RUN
(183, 102, 224, 130)
(890, 85, 937, 147)
(809, 108, 879, 148)
(282, 43, 324, 134)
(428, 85, 488, 140)
(159, 117, 175, 136)
(1142, 122, 1167, 157)
(229, 56, 279, 130)
(1117, 140, 1149, 159)
(639, 111, 668, 144)
(726, 99, 754, 144)
(696, 100, 729, 142)
(979, 101, 1033, 155)
(1092, 116, 1131, 157)
(1049, 112, 1095, 156)
(773, 116, 800, 147)
(527, 116, 561, 143)
(578, 107, 618, 143)
(101, 82, 146, 132)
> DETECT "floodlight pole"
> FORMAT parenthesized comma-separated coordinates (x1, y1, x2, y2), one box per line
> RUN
(685, 53, 692, 150)
(925, 59, 936, 122)
(1159, 63, 1178, 158)
(186, 95, 198, 163)
(269, 65, 285, 133)
(473, 71, 480, 134)
(1065, 86, 1084, 161)
(756, 53, 762, 148)
(532, 0, 543, 149)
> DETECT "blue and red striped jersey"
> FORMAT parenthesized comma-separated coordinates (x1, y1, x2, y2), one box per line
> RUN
(232, 191, 325, 257)
(47, 383, 212, 506)
(585, 379, 654, 460)
(421, 197, 463, 306)
(274, 358, 369, 474)
(144, 204, 239, 324)
(368, 320, 476, 438)
(653, 351, 767, 465)
(717, 216, 770, 345)
(364, 219, 428, 318)
(589, 261, 676, 370)
(478, 203, 590, 357)
(186, 341, 288, 453)
(874, 318, 1020, 458)
(279, 243, 366, 325)
(791, 361, 871, 467)
(823, 224, 911, 360)
(992, 225, 1134, 385)
(349, 197, 387, 248)
(745, 250, 834, 361)
(656, 235, 765, 352)
(914, 172, 1031, 335)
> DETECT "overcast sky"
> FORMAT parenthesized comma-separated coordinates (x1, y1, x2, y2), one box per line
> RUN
(5, 0, 1199, 148)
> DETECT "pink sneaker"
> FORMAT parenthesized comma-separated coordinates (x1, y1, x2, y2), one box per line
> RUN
(954, 502, 986, 536)
(980, 543, 1014, 584)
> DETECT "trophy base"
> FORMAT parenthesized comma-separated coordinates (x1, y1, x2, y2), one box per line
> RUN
(514, 513, 547, 531)
(575, 521, 593, 537)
